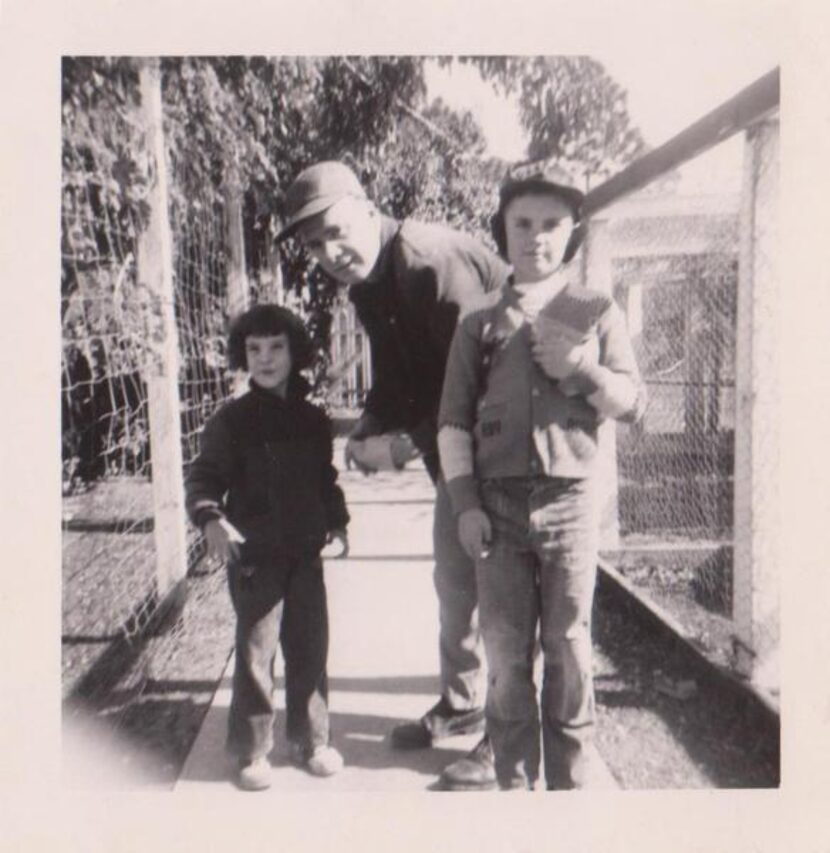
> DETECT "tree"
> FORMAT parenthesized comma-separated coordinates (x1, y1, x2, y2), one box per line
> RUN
(454, 56, 646, 189)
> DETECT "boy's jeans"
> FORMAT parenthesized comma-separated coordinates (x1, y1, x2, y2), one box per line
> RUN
(476, 475, 599, 789)
(431, 464, 486, 712)
(226, 555, 330, 763)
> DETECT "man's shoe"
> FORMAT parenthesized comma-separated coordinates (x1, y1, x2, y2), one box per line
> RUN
(438, 735, 497, 791)
(236, 756, 272, 791)
(390, 697, 485, 750)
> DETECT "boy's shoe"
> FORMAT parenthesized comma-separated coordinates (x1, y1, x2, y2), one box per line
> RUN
(390, 697, 486, 749)
(437, 735, 497, 791)
(236, 756, 272, 791)
(290, 742, 344, 777)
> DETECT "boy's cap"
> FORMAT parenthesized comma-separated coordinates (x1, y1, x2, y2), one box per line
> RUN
(498, 159, 584, 216)
(277, 161, 367, 241)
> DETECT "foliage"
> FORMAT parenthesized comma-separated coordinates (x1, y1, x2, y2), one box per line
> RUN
(456, 56, 646, 189)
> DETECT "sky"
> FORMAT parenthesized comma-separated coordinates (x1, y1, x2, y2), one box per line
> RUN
(424, 43, 780, 195)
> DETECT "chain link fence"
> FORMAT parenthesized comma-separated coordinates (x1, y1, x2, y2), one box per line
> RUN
(610, 188, 740, 546)
(61, 60, 239, 720)
(589, 122, 779, 697)
(62, 78, 160, 694)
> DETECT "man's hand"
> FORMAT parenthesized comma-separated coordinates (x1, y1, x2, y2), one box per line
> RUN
(346, 413, 385, 475)
(458, 508, 492, 561)
(323, 528, 349, 559)
(203, 518, 241, 566)
(345, 437, 377, 475)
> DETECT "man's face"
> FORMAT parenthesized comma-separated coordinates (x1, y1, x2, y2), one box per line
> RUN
(245, 333, 292, 394)
(295, 196, 382, 285)
(503, 193, 576, 283)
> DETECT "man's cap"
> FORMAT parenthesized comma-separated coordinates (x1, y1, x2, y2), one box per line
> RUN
(497, 159, 584, 217)
(277, 161, 367, 241)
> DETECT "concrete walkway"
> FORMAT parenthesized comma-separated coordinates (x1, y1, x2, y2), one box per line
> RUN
(176, 463, 617, 793)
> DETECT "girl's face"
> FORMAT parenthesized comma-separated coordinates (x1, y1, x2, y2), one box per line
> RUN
(245, 333, 292, 395)
(503, 193, 576, 283)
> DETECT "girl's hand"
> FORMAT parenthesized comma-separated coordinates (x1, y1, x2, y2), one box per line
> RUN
(203, 518, 240, 565)
(324, 528, 350, 559)
(458, 508, 492, 561)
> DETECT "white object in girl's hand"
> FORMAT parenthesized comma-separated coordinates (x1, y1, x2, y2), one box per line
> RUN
(218, 517, 246, 543)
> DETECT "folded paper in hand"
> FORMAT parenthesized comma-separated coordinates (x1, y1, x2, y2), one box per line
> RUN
(535, 286, 612, 344)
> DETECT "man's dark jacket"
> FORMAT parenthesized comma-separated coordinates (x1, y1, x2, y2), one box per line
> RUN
(348, 216, 510, 473)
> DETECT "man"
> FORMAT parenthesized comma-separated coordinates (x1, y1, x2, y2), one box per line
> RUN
(277, 161, 510, 790)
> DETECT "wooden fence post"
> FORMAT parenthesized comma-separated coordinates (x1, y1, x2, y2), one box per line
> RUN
(224, 180, 250, 316)
(135, 58, 188, 608)
(261, 224, 285, 305)
(733, 116, 779, 690)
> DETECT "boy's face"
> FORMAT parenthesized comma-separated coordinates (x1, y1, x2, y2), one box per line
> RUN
(245, 333, 292, 394)
(295, 196, 382, 286)
(503, 193, 576, 283)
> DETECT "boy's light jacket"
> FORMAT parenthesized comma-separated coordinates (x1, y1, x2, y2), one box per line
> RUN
(438, 282, 646, 515)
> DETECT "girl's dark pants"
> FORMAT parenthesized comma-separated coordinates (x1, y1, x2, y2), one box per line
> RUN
(226, 554, 330, 763)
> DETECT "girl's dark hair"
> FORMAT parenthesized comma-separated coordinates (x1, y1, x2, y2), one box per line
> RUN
(227, 304, 314, 372)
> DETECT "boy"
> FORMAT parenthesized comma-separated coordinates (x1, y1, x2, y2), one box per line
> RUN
(437, 161, 645, 790)
(278, 161, 511, 790)
(185, 304, 349, 791)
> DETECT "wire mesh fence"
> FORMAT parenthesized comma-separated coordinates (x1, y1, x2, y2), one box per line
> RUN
(612, 193, 740, 546)
(589, 127, 779, 695)
(61, 77, 161, 688)
(61, 59, 239, 715)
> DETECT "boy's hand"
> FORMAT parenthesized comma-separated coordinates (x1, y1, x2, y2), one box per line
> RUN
(346, 413, 384, 474)
(531, 321, 598, 383)
(532, 335, 589, 381)
(203, 518, 241, 566)
(458, 508, 492, 561)
(323, 528, 349, 559)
